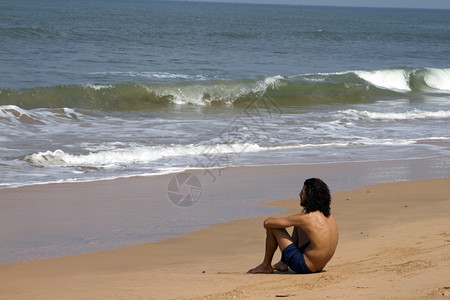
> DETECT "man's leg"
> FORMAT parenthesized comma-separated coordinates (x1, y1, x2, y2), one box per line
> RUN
(273, 226, 298, 271)
(294, 226, 310, 246)
(248, 228, 293, 274)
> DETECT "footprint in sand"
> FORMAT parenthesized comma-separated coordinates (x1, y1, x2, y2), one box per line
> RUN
(438, 287, 450, 296)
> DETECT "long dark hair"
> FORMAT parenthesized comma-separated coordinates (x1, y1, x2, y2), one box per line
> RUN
(302, 178, 331, 217)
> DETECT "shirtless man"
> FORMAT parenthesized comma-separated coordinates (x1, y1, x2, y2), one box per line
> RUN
(248, 178, 338, 274)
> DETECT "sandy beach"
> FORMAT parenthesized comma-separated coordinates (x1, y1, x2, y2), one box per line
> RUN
(0, 167, 449, 299)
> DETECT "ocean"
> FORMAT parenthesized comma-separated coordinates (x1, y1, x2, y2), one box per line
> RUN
(1, 0, 450, 189)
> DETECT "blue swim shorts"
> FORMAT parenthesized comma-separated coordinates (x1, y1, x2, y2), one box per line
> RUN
(281, 241, 314, 274)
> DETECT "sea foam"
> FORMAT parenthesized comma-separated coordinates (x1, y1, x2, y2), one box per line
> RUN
(340, 108, 450, 121)
(25, 143, 263, 168)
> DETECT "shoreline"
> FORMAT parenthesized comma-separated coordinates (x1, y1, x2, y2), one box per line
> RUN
(1, 156, 450, 265)
(0, 177, 449, 299)
(3, 143, 450, 191)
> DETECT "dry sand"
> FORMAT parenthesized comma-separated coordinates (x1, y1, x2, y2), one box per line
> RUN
(0, 177, 449, 299)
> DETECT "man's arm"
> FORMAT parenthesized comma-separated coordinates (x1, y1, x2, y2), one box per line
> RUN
(263, 214, 308, 229)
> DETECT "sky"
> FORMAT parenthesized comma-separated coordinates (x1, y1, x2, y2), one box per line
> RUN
(191, 0, 450, 10)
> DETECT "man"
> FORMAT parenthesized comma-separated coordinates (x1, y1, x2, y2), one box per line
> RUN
(248, 178, 338, 274)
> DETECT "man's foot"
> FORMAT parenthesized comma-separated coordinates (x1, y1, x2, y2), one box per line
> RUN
(273, 260, 289, 272)
(247, 263, 274, 274)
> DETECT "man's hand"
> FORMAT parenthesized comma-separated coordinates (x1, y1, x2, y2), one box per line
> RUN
(263, 217, 276, 229)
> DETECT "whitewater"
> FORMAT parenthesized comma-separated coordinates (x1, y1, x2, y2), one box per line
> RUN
(1, 67, 449, 188)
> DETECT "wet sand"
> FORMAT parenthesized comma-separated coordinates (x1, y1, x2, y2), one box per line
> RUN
(1, 156, 449, 264)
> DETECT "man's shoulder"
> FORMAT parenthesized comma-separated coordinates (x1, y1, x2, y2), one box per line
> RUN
(299, 211, 325, 218)
(288, 211, 332, 224)
(288, 212, 318, 225)
(300, 211, 334, 226)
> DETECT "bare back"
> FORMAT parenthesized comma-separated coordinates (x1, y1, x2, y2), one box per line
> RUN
(294, 212, 338, 272)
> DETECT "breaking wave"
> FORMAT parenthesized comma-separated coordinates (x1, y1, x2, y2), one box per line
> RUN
(1, 68, 449, 111)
